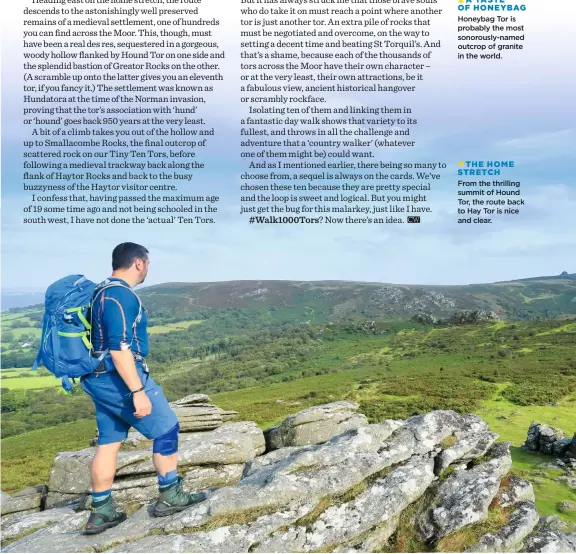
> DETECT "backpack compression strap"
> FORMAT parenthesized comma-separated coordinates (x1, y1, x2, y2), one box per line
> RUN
(31, 313, 48, 372)
(31, 316, 67, 376)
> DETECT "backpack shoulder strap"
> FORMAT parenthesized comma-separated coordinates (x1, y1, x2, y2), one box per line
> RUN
(92, 280, 143, 330)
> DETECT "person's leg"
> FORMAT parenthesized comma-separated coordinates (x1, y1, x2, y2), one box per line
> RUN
(131, 377, 206, 516)
(151, 420, 179, 486)
(91, 442, 123, 496)
(81, 377, 130, 534)
(149, 423, 206, 517)
(153, 452, 178, 474)
(153, 452, 178, 486)
(85, 442, 128, 534)
(89, 396, 130, 496)
(85, 436, 129, 534)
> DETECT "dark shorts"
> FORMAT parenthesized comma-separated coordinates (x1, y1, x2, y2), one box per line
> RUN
(81, 364, 178, 445)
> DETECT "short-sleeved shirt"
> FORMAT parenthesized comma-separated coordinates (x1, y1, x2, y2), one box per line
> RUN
(90, 278, 149, 362)
(81, 279, 178, 444)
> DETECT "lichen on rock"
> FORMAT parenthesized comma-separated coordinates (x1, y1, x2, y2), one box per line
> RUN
(3, 402, 575, 553)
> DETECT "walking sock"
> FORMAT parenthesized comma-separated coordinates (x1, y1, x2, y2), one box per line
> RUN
(91, 489, 111, 505)
(158, 469, 178, 490)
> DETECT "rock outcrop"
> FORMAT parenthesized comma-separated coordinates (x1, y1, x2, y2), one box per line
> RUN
(264, 400, 368, 450)
(3, 405, 575, 553)
(523, 422, 566, 455)
(45, 421, 264, 509)
(417, 442, 513, 541)
(0, 507, 77, 546)
(522, 528, 576, 552)
(412, 310, 500, 326)
(46, 394, 243, 508)
(522, 422, 576, 461)
(568, 432, 576, 459)
(170, 393, 239, 432)
(496, 475, 536, 508)
(446, 309, 500, 325)
(0, 486, 47, 518)
(411, 312, 439, 325)
(470, 502, 541, 553)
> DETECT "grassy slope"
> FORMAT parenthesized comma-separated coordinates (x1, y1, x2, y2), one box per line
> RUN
(511, 447, 575, 522)
(476, 383, 576, 522)
(477, 383, 576, 446)
(1, 420, 96, 493)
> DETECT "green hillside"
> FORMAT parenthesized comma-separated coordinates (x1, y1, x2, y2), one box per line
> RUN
(138, 274, 576, 323)
(2, 273, 575, 370)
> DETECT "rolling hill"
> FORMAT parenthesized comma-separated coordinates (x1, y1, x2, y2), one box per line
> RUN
(3, 273, 574, 321)
(138, 272, 576, 323)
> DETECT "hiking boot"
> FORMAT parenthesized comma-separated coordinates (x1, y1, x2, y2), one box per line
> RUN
(84, 495, 127, 535)
(153, 477, 206, 517)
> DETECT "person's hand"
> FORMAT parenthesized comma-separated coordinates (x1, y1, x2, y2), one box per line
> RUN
(133, 391, 152, 418)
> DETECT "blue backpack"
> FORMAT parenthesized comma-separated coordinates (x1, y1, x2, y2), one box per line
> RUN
(32, 275, 142, 391)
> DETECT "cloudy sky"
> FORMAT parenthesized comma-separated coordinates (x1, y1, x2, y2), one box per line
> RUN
(1, 0, 574, 290)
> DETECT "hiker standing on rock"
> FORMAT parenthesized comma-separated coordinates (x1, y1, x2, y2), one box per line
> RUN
(80, 242, 205, 534)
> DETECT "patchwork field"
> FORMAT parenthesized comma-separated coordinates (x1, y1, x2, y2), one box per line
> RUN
(147, 320, 204, 334)
(0, 375, 60, 390)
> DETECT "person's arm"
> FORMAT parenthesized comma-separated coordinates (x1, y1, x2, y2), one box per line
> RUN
(102, 289, 152, 418)
(109, 350, 151, 418)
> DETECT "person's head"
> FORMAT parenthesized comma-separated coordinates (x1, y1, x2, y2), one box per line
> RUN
(111, 243, 150, 287)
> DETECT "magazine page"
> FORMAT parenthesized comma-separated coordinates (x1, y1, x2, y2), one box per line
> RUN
(1, 0, 575, 551)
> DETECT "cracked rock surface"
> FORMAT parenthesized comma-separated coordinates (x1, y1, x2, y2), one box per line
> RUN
(417, 442, 513, 540)
(4, 405, 575, 553)
(468, 502, 540, 553)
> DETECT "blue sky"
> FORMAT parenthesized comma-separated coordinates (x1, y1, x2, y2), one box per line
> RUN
(2, 1, 575, 290)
